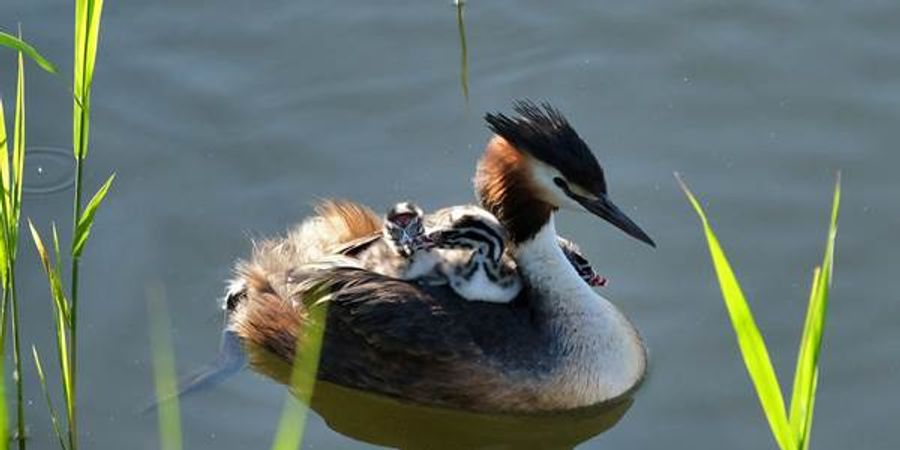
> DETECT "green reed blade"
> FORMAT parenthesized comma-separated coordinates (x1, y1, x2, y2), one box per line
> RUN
(28, 221, 74, 418)
(148, 286, 183, 450)
(0, 358, 5, 447)
(789, 175, 839, 447)
(51, 224, 70, 326)
(73, 0, 105, 161)
(801, 368, 818, 450)
(789, 269, 822, 446)
(29, 221, 71, 324)
(67, 4, 107, 448)
(8, 45, 28, 450)
(72, 173, 114, 258)
(33, 346, 69, 450)
(270, 287, 329, 450)
(0, 98, 9, 194)
(0, 31, 57, 74)
(74, 0, 104, 93)
(455, 1, 469, 102)
(52, 223, 62, 269)
(0, 98, 9, 289)
(677, 174, 795, 450)
(12, 50, 25, 238)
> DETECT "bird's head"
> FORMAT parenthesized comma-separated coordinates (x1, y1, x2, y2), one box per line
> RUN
(475, 100, 654, 247)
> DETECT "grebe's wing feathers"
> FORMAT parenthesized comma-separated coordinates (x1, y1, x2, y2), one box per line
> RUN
(287, 267, 482, 359)
(266, 266, 507, 404)
(230, 261, 556, 409)
(332, 232, 382, 257)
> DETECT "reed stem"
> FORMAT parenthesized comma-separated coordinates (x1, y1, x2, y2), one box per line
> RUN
(0, 288, 7, 354)
(9, 270, 24, 450)
(67, 156, 84, 450)
(455, 1, 469, 102)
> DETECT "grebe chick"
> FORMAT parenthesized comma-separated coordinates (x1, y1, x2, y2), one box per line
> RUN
(385, 204, 601, 302)
(374, 201, 521, 303)
(383, 202, 432, 257)
(425, 211, 522, 304)
(557, 237, 608, 287)
(349, 202, 441, 281)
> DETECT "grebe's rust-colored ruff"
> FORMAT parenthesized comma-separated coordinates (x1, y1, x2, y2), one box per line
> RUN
(475, 136, 555, 244)
(226, 101, 654, 412)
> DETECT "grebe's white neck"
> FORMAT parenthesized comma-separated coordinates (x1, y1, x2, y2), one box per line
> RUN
(513, 215, 647, 406)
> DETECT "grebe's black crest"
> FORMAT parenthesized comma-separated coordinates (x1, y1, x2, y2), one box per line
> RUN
(485, 100, 656, 247)
(485, 100, 607, 195)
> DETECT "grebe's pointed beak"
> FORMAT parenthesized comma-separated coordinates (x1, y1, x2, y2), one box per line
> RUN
(575, 193, 656, 248)
(554, 177, 655, 246)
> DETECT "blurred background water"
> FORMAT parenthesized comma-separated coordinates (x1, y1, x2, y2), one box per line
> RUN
(0, 0, 897, 448)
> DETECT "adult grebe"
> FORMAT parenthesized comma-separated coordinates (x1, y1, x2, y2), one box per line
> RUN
(226, 101, 655, 413)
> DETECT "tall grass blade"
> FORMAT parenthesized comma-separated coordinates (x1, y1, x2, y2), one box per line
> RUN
(72, 173, 114, 257)
(789, 269, 822, 445)
(12, 50, 25, 237)
(270, 288, 329, 450)
(68, 3, 107, 448)
(52, 223, 62, 269)
(801, 370, 818, 450)
(0, 99, 8, 187)
(73, 0, 105, 161)
(0, 358, 6, 448)
(7, 46, 28, 450)
(0, 97, 9, 291)
(677, 174, 795, 450)
(454, 0, 469, 102)
(29, 222, 71, 325)
(789, 175, 840, 448)
(148, 286, 183, 450)
(0, 31, 57, 74)
(32, 347, 68, 450)
(28, 221, 75, 447)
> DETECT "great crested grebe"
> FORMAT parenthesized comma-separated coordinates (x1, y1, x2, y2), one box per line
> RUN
(226, 101, 655, 412)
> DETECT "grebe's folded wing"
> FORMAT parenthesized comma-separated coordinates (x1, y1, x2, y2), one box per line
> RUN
(332, 232, 382, 257)
(233, 261, 549, 408)
(287, 266, 482, 359)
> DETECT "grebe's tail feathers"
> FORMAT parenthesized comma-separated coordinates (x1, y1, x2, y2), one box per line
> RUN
(243, 199, 381, 276)
(315, 199, 382, 245)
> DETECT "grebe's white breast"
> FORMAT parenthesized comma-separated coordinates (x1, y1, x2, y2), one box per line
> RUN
(513, 218, 647, 406)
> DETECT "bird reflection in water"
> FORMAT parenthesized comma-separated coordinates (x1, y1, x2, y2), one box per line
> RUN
(310, 380, 633, 450)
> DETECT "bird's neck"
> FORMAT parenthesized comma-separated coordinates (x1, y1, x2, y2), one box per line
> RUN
(475, 137, 555, 244)
(512, 217, 647, 405)
(512, 217, 598, 312)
